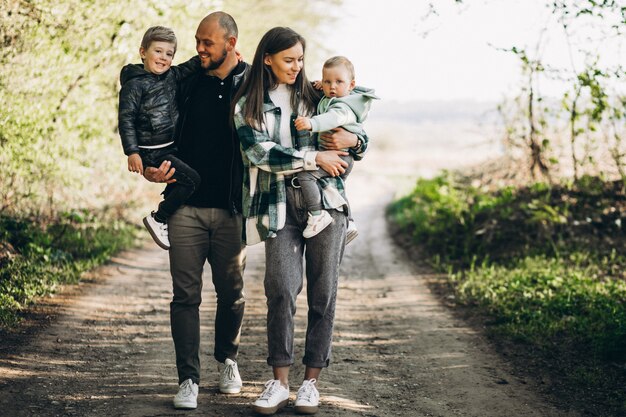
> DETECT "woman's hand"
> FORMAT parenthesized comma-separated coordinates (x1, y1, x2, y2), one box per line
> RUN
(318, 128, 358, 150)
(143, 160, 177, 184)
(315, 150, 349, 177)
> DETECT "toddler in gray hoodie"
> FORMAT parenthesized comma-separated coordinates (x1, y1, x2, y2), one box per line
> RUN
(294, 56, 379, 242)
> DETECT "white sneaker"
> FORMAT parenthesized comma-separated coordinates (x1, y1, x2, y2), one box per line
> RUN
(346, 220, 358, 245)
(219, 358, 242, 394)
(143, 213, 170, 250)
(252, 379, 289, 415)
(173, 378, 198, 409)
(294, 379, 319, 414)
(303, 211, 333, 239)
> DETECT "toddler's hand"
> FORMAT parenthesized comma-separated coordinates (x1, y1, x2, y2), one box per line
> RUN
(294, 116, 312, 131)
(128, 153, 144, 174)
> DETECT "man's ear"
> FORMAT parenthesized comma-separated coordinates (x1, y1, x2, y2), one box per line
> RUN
(226, 36, 237, 52)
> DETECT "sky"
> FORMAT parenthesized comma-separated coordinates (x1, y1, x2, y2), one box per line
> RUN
(321, 0, 624, 103)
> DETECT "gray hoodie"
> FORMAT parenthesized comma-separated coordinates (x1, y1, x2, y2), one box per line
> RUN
(309, 86, 380, 135)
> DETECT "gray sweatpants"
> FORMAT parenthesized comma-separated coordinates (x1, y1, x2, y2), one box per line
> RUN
(168, 206, 246, 385)
(264, 185, 347, 368)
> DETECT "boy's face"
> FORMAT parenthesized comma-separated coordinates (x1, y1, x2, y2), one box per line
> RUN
(140, 41, 175, 75)
(322, 65, 355, 98)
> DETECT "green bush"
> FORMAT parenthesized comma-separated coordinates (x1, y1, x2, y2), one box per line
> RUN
(389, 174, 626, 413)
(0, 213, 139, 328)
(389, 174, 624, 267)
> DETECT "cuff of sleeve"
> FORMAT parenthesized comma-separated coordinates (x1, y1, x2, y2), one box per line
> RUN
(304, 151, 318, 170)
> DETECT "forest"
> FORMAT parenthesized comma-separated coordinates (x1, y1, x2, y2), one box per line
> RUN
(0, 0, 624, 415)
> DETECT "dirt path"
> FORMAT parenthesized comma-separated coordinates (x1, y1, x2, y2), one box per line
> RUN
(0, 160, 579, 416)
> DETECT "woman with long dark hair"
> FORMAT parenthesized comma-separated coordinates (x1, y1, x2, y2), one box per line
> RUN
(232, 27, 367, 415)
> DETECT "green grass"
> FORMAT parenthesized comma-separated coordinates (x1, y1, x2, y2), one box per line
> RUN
(388, 173, 626, 415)
(0, 211, 140, 328)
(452, 254, 626, 359)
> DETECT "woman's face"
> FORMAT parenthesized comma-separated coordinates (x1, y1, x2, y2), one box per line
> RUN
(263, 42, 304, 85)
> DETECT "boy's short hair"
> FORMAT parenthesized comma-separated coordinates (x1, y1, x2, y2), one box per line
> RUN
(323, 56, 355, 80)
(141, 26, 177, 53)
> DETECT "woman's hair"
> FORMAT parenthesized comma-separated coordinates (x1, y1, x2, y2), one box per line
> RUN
(233, 27, 319, 129)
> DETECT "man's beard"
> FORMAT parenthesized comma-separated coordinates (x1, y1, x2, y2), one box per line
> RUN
(205, 47, 228, 70)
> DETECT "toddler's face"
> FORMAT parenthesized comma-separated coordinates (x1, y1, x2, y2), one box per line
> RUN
(321, 65, 355, 98)
(140, 41, 175, 75)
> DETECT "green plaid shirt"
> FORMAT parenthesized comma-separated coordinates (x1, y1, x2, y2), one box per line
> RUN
(234, 92, 368, 244)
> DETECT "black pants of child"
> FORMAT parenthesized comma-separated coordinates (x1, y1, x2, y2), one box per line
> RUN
(140, 146, 201, 223)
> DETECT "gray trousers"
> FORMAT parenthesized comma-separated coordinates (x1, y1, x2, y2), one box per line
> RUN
(264, 185, 347, 368)
(168, 206, 246, 385)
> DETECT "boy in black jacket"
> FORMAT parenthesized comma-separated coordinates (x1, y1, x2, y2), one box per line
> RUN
(118, 26, 200, 249)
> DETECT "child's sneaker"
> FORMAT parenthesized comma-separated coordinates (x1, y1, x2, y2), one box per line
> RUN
(143, 212, 170, 250)
(303, 211, 333, 239)
(346, 220, 358, 245)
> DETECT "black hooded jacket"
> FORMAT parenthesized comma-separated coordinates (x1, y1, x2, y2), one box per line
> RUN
(117, 56, 200, 156)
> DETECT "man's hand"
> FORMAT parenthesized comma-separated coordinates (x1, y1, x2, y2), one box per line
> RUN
(235, 49, 244, 62)
(315, 150, 349, 177)
(319, 128, 358, 150)
(294, 116, 312, 131)
(312, 80, 323, 90)
(143, 160, 177, 184)
(128, 154, 144, 174)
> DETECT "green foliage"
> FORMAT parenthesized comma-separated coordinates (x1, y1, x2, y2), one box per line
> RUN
(389, 174, 624, 266)
(0, 212, 139, 327)
(452, 255, 626, 359)
(389, 173, 626, 414)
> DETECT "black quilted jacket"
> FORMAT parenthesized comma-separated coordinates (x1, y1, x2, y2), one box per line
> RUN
(117, 56, 200, 155)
